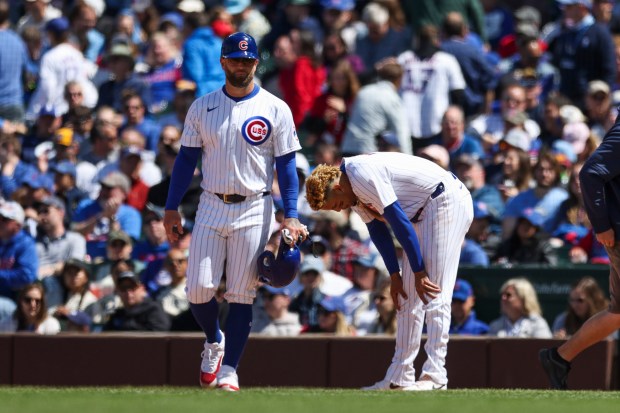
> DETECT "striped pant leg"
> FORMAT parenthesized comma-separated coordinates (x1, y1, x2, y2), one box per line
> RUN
(418, 188, 473, 384)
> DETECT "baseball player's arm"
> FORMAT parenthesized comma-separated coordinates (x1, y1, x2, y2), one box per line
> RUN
(275, 152, 308, 242)
(164, 145, 200, 242)
(366, 218, 408, 310)
(383, 201, 441, 304)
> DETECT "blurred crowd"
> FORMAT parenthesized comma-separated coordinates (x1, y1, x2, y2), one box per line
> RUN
(0, 0, 617, 338)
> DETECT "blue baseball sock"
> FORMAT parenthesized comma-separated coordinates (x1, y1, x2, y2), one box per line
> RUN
(189, 298, 222, 344)
(222, 303, 253, 369)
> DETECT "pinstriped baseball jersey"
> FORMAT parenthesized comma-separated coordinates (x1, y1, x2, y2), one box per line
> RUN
(180, 86, 301, 195)
(344, 152, 458, 222)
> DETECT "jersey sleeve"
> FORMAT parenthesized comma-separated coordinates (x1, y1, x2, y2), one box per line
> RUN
(272, 99, 302, 157)
(180, 98, 204, 148)
(347, 160, 397, 215)
(445, 54, 467, 91)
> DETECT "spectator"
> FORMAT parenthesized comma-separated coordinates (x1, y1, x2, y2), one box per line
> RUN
(488, 277, 552, 338)
(279, 29, 326, 128)
(415, 144, 450, 171)
(34, 196, 86, 279)
(551, 0, 616, 108)
(465, 201, 501, 261)
(0, 283, 60, 334)
(584, 80, 616, 140)
(399, 25, 466, 150)
(67, 1, 104, 63)
(468, 83, 541, 148)
(305, 295, 355, 336)
(501, 151, 568, 238)
(487, 133, 533, 202)
(72, 171, 141, 260)
(141, 32, 182, 116)
(453, 155, 504, 223)
(570, 227, 610, 264)
(16, 0, 61, 35)
(552, 276, 611, 339)
(181, 11, 225, 98)
(561, 121, 590, 163)
(0, 134, 37, 199)
(44, 258, 102, 329)
(365, 277, 396, 335)
(450, 279, 489, 335)
(355, 2, 409, 72)
(21, 106, 62, 164)
(156, 86, 195, 130)
(26, 17, 98, 121)
(0, 201, 38, 318)
(304, 59, 359, 147)
(155, 248, 189, 319)
(97, 42, 152, 114)
(552, 162, 591, 245)
(299, 237, 352, 296)
(538, 93, 572, 147)
(342, 251, 387, 335)
(120, 92, 161, 153)
(320, 3, 362, 69)
(494, 208, 558, 265)
(481, 0, 515, 50)
(289, 255, 327, 330)
(104, 270, 171, 331)
(340, 61, 411, 156)
(226, 0, 271, 46)
(133, 203, 170, 264)
(21, 25, 42, 107)
(440, 107, 485, 164)
(80, 106, 121, 172)
(441, 12, 497, 117)
(0, 0, 28, 123)
(251, 285, 301, 336)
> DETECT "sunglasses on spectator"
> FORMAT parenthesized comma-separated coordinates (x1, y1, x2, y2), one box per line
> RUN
(22, 296, 42, 305)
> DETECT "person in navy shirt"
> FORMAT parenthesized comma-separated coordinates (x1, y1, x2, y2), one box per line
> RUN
(450, 279, 489, 335)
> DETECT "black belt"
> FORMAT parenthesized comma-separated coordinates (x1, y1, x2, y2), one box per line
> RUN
(215, 191, 271, 204)
(411, 183, 445, 223)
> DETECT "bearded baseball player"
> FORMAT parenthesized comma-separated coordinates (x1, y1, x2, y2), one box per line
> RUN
(163, 32, 307, 392)
(306, 152, 473, 390)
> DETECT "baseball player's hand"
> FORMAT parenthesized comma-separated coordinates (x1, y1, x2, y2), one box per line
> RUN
(282, 218, 309, 243)
(596, 229, 615, 248)
(414, 270, 441, 305)
(164, 210, 183, 243)
(390, 272, 408, 311)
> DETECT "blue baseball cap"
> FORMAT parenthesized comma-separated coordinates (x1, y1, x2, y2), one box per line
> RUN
(473, 201, 490, 220)
(262, 285, 293, 297)
(520, 208, 545, 228)
(66, 311, 92, 327)
(321, 0, 355, 10)
(45, 17, 70, 34)
(319, 296, 347, 313)
(53, 161, 77, 178)
(160, 12, 184, 30)
(221, 32, 259, 60)
(25, 173, 54, 192)
(453, 279, 473, 302)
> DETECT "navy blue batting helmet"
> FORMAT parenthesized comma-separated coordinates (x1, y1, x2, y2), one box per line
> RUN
(257, 234, 301, 288)
(221, 32, 259, 60)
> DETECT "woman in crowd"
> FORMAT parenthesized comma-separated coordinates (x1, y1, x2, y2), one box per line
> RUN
(0, 284, 60, 334)
(489, 277, 552, 338)
(365, 278, 397, 335)
(552, 277, 610, 339)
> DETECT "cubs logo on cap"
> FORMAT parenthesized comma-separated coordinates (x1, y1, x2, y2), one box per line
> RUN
(221, 32, 259, 60)
(242, 116, 271, 145)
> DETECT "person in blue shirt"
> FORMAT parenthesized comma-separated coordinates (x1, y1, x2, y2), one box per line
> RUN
(0, 2, 27, 122)
(0, 201, 37, 323)
(450, 279, 489, 335)
(72, 171, 141, 260)
(119, 92, 161, 153)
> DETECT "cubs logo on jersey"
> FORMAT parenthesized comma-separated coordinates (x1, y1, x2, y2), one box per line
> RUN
(241, 116, 272, 145)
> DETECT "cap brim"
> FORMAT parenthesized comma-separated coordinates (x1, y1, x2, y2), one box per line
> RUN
(222, 51, 258, 60)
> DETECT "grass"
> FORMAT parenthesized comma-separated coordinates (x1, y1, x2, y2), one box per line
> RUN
(1, 387, 620, 413)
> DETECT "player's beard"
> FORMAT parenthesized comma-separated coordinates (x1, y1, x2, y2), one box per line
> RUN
(225, 69, 254, 88)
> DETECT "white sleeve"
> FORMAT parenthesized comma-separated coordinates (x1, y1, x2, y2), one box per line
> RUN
(180, 99, 204, 148)
(273, 101, 302, 157)
(347, 161, 397, 214)
(445, 54, 467, 91)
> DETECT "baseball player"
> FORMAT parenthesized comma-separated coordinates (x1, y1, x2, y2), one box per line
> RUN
(163, 32, 307, 392)
(305, 152, 473, 390)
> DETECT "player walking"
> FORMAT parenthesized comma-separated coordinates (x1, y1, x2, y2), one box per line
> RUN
(164, 32, 307, 392)
(540, 113, 620, 390)
(305, 152, 473, 390)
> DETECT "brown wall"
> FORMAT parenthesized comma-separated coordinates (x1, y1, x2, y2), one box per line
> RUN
(1, 334, 616, 389)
